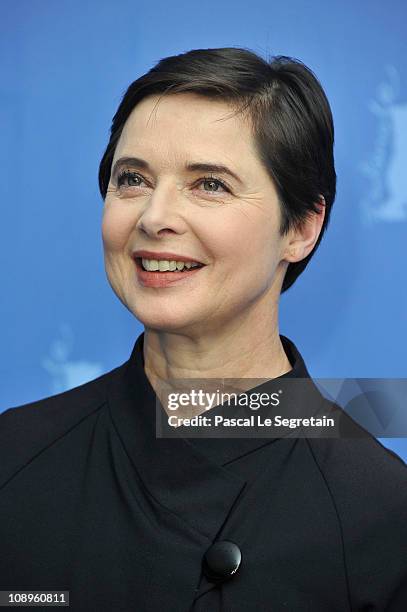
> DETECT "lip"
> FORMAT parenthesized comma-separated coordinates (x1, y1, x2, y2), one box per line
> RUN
(132, 250, 204, 265)
(134, 257, 206, 288)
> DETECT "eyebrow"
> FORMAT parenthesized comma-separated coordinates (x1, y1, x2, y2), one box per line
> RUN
(111, 156, 243, 185)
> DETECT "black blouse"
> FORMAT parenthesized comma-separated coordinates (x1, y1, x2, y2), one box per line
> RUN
(1, 333, 406, 611)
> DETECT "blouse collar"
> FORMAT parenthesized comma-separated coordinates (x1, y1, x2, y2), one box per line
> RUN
(107, 331, 326, 540)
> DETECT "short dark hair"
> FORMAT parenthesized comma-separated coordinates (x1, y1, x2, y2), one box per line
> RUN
(98, 47, 336, 293)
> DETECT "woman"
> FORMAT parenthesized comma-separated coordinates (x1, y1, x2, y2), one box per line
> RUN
(1, 48, 406, 611)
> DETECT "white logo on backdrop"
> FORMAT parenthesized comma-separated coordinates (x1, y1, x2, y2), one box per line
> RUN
(360, 65, 407, 224)
(42, 323, 103, 394)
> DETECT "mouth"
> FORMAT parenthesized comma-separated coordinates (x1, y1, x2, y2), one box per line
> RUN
(135, 257, 205, 273)
(133, 257, 207, 287)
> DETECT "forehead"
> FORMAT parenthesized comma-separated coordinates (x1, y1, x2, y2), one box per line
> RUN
(113, 93, 257, 166)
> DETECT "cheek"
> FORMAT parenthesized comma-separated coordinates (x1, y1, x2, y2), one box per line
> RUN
(101, 205, 135, 251)
(209, 211, 279, 263)
(210, 214, 283, 298)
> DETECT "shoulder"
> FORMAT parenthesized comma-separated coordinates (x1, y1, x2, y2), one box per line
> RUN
(306, 399, 407, 513)
(305, 401, 407, 606)
(0, 363, 125, 489)
(306, 400, 407, 489)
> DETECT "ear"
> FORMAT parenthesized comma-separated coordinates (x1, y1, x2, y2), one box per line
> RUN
(282, 196, 326, 263)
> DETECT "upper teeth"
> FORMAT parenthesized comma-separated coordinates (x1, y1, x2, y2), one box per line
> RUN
(141, 258, 201, 271)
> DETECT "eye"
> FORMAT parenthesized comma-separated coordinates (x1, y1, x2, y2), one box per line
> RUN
(116, 170, 147, 189)
(196, 176, 230, 195)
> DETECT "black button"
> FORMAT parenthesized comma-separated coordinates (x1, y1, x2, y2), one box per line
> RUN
(202, 540, 242, 583)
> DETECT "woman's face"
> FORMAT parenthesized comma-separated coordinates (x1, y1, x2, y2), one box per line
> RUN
(102, 93, 292, 336)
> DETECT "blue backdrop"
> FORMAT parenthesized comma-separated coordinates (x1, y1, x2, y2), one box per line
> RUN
(1, 0, 406, 459)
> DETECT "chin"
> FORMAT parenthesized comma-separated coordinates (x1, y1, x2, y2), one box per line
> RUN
(129, 303, 201, 333)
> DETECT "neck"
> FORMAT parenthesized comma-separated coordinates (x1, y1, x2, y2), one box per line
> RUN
(142, 304, 292, 413)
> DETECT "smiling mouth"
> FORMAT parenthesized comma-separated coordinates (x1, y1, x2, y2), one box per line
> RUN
(135, 257, 205, 273)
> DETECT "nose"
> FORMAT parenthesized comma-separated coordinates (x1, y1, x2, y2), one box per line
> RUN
(136, 179, 186, 238)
